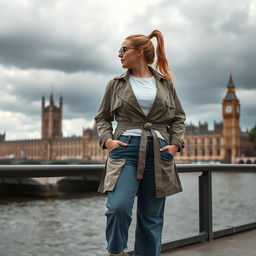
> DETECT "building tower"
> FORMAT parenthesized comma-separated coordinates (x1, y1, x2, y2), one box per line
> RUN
(222, 73, 241, 163)
(41, 94, 63, 139)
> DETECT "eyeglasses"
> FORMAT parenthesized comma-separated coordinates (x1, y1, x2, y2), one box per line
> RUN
(119, 46, 137, 55)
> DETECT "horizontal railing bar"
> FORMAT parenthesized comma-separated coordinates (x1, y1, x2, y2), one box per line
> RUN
(0, 164, 255, 178)
(184, 164, 256, 172)
(0, 164, 103, 178)
(160, 232, 208, 252)
(213, 222, 256, 238)
(152, 223, 256, 255)
(126, 232, 209, 254)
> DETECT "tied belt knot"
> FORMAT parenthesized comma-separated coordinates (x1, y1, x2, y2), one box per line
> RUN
(143, 122, 152, 130)
(116, 121, 168, 182)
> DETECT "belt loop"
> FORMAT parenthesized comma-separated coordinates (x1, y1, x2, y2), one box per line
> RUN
(126, 135, 131, 144)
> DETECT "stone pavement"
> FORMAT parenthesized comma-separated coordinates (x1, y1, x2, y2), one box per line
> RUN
(161, 228, 256, 256)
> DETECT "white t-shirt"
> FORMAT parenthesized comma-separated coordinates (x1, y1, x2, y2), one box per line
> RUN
(121, 74, 165, 140)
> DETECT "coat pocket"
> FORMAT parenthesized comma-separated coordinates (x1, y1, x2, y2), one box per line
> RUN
(103, 157, 126, 192)
(160, 159, 182, 195)
(165, 96, 176, 119)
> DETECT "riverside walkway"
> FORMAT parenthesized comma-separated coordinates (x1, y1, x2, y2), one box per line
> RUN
(161, 228, 256, 256)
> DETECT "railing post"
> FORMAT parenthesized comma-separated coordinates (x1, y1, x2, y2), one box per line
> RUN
(199, 170, 213, 240)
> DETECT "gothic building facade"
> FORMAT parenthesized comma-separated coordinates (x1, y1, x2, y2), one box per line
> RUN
(0, 94, 107, 162)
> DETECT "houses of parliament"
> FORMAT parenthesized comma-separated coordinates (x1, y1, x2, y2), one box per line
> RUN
(0, 74, 255, 164)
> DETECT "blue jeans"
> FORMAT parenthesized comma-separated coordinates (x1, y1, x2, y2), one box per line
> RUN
(105, 135, 173, 255)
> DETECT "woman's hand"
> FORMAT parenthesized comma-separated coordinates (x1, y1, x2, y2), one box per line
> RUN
(160, 144, 179, 157)
(105, 138, 127, 152)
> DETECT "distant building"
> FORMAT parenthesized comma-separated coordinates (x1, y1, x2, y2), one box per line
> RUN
(179, 74, 256, 164)
(0, 75, 255, 163)
(0, 94, 107, 162)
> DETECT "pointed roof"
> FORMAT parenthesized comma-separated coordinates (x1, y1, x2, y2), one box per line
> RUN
(50, 93, 54, 104)
(227, 73, 235, 87)
(223, 73, 238, 101)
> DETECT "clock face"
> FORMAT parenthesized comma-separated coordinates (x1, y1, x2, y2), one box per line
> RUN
(225, 105, 232, 113)
(236, 105, 240, 113)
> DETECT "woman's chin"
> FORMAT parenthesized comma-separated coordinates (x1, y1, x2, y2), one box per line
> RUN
(121, 63, 129, 69)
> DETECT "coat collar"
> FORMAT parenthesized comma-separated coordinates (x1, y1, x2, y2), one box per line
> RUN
(113, 65, 167, 82)
(114, 65, 168, 119)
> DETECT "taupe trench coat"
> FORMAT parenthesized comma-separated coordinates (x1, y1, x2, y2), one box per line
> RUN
(94, 65, 186, 198)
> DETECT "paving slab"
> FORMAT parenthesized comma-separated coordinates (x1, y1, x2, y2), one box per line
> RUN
(161, 229, 256, 256)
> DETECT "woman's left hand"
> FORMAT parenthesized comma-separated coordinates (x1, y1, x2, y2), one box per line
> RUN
(160, 144, 179, 157)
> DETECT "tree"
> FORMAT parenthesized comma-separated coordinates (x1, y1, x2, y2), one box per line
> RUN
(248, 123, 256, 141)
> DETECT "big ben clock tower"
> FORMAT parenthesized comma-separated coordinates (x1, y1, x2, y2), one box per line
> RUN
(222, 73, 241, 163)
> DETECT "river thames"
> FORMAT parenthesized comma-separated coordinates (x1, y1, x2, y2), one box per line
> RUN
(0, 171, 255, 256)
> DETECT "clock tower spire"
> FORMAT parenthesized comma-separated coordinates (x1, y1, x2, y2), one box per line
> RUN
(222, 73, 241, 163)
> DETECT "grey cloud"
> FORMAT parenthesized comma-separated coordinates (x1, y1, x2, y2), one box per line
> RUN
(0, 1, 121, 74)
(0, 0, 255, 138)
(0, 32, 116, 74)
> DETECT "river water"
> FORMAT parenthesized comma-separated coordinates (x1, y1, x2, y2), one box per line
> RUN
(0, 171, 255, 256)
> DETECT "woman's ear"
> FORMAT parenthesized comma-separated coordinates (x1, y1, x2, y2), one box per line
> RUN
(137, 47, 144, 58)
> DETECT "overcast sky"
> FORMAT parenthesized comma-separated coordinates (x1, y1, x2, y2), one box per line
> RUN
(0, 0, 255, 140)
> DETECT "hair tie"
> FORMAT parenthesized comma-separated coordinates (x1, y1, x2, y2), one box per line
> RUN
(148, 34, 153, 39)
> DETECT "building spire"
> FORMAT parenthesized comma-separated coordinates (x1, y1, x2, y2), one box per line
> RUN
(50, 82, 54, 104)
(223, 73, 238, 101)
(227, 73, 235, 87)
(51, 82, 54, 95)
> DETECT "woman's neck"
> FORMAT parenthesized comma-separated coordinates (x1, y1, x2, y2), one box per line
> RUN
(130, 64, 153, 78)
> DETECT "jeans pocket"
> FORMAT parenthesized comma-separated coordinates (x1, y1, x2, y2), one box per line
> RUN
(109, 145, 121, 152)
(109, 136, 128, 155)
(159, 138, 174, 161)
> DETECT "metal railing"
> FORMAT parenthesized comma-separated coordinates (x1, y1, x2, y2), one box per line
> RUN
(0, 163, 256, 255)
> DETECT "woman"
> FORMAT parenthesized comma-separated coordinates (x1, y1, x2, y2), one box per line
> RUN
(94, 29, 186, 256)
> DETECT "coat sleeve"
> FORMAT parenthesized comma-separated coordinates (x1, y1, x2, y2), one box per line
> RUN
(168, 81, 186, 152)
(94, 79, 114, 150)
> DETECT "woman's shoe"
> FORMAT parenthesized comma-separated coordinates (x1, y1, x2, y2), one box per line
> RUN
(107, 251, 129, 256)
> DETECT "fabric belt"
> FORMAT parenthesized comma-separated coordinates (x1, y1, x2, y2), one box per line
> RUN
(116, 121, 167, 180)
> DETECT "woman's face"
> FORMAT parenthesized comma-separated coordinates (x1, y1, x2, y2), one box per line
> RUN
(118, 39, 141, 69)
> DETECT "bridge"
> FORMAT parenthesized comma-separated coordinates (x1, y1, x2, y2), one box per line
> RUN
(236, 156, 256, 164)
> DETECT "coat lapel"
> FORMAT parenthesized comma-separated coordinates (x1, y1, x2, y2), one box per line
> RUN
(114, 65, 167, 118)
